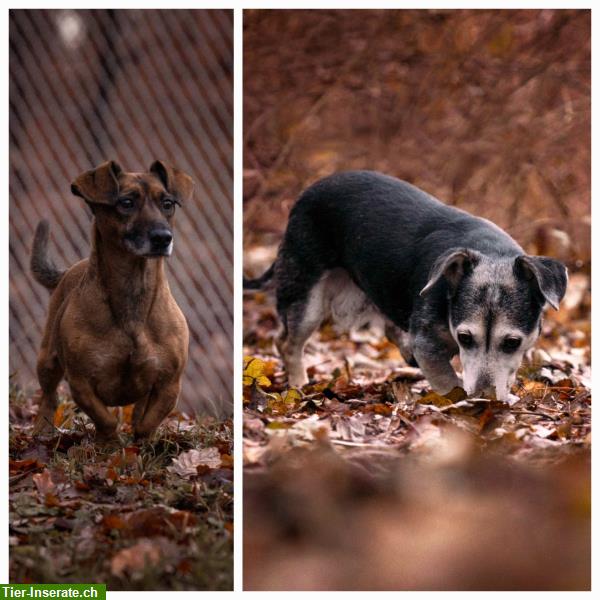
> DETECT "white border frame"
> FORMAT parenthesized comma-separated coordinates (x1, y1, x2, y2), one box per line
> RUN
(3, 2, 596, 597)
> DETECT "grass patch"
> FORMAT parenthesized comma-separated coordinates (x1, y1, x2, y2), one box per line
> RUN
(9, 383, 232, 591)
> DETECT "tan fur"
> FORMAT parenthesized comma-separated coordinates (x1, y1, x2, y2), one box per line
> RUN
(32, 161, 191, 442)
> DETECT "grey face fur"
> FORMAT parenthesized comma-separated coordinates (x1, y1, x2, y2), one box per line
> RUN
(440, 254, 566, 401)
(447, 259, 540, 400)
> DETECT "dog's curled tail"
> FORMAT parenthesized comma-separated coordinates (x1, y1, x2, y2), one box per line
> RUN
(30, 220, 65, 290)
(243, 262, 276, 291)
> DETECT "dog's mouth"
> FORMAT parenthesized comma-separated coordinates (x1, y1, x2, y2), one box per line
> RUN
(145, 243, 173, 258)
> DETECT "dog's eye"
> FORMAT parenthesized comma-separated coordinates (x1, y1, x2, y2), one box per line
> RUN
(161, 197, 176, 211)
(117, 197, 135, 210)
(457, 332, 474, 348)
(501, 337, 521, 353)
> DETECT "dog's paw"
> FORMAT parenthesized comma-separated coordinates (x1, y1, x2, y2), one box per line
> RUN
(94, 429, 122, 448)
(287, 373, 309, 388)
(132, 432, 154, 444)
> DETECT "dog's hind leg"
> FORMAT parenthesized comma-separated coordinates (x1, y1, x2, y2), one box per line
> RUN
(276, 277, 329, 388)
(274, 215, 335, 388)
(33, 350, 64, 435)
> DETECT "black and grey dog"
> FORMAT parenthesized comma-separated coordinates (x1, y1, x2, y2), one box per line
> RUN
(245, 171, 567, 402)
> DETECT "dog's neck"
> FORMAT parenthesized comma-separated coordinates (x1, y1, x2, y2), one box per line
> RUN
(88, 225, 166, 329)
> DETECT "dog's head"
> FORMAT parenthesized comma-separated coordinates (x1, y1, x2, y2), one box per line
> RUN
(421, 249, 567, 401)
(71, 160, 194, 258)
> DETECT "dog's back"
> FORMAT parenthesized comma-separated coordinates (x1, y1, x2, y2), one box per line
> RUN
(278, 171, 522, 326)
(289, 170, 521, 263)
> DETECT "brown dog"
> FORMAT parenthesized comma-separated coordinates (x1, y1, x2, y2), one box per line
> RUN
(30, 160, 191, 441)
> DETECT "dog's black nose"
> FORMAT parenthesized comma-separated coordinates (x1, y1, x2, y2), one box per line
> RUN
(150, 229, 173, 250)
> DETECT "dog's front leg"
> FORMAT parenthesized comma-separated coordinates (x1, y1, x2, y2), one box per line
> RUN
(385, 323, 416, 366)
(133, 379, 181, 439)
(33, 350, 64, 435)
(131, 394, 150, 431)
(276, 333, 310, 389)
(68, 376, 119, 442)
(413, 333, 461, 395)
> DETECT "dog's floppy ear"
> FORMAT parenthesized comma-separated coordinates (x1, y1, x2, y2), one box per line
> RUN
(71, 161, 122, 205)
(514, 255, 568, 310)
(150, 160, 194, 204)
(420, 248, 481, 296)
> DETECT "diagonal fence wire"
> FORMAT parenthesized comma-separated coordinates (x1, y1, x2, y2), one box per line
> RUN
(10, 9, 233, 417)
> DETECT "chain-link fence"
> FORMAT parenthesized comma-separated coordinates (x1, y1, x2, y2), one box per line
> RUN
(10, 9, 233, 416)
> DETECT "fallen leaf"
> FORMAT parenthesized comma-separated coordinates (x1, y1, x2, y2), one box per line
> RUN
(167, 447, 222, 478)
(129, 508, 197, 536)
(9, 458, 44, 475)
(265, 388, 303, 414)
(110, 539, 162, 577)
(243, 356, 272, 387)
(220, 454, 234, 468)
(103, 514, 127, 531)
(419, 392, 452, 408)
(32, 469, 55, 497)
(53, 404, 67, 427)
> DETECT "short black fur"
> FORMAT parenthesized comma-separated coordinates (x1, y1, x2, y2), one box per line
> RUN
(245, 170, 567, 394)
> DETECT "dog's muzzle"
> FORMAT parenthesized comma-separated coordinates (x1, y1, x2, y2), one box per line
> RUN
(149, 228, 173, 255)
(124, 226, 174, 257)
(469, 373, 498, 400)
